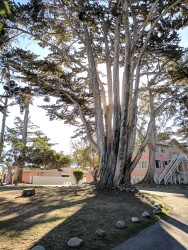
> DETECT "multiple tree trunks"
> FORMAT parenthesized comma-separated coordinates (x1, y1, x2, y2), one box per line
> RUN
(1, 0, 187, 189)
(22, 188, 35, 197)
(97, 141, 134, 189)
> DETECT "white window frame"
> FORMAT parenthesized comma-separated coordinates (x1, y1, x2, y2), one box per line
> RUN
(155, 147, 160, 153)
(163, 161, 168, 168)
(161, 147, 167, 154)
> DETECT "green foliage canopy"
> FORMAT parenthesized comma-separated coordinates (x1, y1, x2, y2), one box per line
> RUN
(4, 117, 71, 169)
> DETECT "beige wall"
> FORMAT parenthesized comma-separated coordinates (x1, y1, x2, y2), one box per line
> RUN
(169, 143, 185, 156)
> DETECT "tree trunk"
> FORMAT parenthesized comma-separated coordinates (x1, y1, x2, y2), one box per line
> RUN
(139, 83, 156, 184)
(93, 169, 98, 182)
(22, 103, 29, 144)
(98, 145, 119, 189)
(123, 166, 131, 184)
(17, 101, 30, 182)
(17, 168, 23, 183)
(140, 128, 156, 184)
(6, 164, 13, 184)
(0, 97, 8, 158)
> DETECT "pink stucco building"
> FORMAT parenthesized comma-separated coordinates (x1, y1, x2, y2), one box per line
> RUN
(21, 167, 94, 185)
(131, 139, 188, 184)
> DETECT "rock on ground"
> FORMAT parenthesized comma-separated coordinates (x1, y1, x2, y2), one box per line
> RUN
(153, 208, 161, 214)
(95, 229, 106, 237)
(142, 211, 151, 218)
(154, 203, 162, 208)
(31, 245, 45, 250)
(67, 237, 83, 247)
(22, 188, 35, 197)
(149, 200, 155, 205)
(117, 183, 138, 193)
(116, 221, 127, 229)
(131, 217, 140, 223)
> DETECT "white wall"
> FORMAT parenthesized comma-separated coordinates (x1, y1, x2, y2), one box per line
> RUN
(32, 176, 76, 186)
(32, 176, 87, 186)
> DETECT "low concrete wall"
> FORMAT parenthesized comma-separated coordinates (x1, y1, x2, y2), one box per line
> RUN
(32, 176, 76, 186)
(32, 176, 87, 186)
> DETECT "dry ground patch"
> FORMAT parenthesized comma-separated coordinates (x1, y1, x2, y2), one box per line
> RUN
(0, 186, 169, 250)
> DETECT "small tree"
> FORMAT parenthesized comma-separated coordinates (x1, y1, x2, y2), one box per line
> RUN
(3, 117, 71, 182)
(71, 139, 99, 181)
(73, 170, 84, 185)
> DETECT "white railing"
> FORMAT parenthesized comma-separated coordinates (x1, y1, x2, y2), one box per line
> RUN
(158, 154, 178, 184)
(164, 154, 187, 184)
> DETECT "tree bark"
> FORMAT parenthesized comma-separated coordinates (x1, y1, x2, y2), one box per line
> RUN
(140, 127, 156, 184)
(140, 71, 157, 184)
(103, 21, 113, 145)
(17, 101, 30, 183)
(17, 168, 23, 183)
(0, 97, 8, 158)
(22, 102, 29, 145)
(114, 0, 132, 186)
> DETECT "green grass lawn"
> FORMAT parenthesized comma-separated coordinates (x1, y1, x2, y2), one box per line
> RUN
(0, 185, 170, 250)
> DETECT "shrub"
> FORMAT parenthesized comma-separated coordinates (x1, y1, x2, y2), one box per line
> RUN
(73, 170, 84, 185)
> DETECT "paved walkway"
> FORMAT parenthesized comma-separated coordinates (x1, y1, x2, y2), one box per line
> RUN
(113, 188, 188, 250)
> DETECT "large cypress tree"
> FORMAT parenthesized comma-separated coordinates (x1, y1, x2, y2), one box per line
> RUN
(3, 0, 188, 188)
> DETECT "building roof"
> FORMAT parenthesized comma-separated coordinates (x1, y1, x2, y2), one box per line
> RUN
(135, 141, 170, 147)
(23, 167, 91, 174)
(155, 141, 170, 147)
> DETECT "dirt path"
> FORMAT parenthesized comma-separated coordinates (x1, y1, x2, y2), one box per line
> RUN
(113, 187, 188, 250)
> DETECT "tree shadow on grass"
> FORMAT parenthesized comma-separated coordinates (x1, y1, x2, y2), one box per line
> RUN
(1, 186, 187, 250)
(0, 187, 92, 233)
(24, 189, 167, 250)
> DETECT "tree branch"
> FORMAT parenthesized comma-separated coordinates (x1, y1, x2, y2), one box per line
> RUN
(64, 92, 98, 151)
(130, 88, 188, 173)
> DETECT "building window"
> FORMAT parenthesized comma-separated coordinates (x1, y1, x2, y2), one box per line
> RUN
(136, 162, 148, 169)
(142, 161, 148, 168)
(155, 147, 160, 153)
(136, 162, 142, 169)
(163, 161, 168, 168)
(156, 160, 161, 168)
(161, 147, 167, 154)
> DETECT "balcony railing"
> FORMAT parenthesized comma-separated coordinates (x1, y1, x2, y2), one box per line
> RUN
(158, 154, 188, 184)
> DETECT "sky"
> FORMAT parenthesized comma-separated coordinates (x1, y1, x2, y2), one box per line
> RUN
(0, 1, 188, 155)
